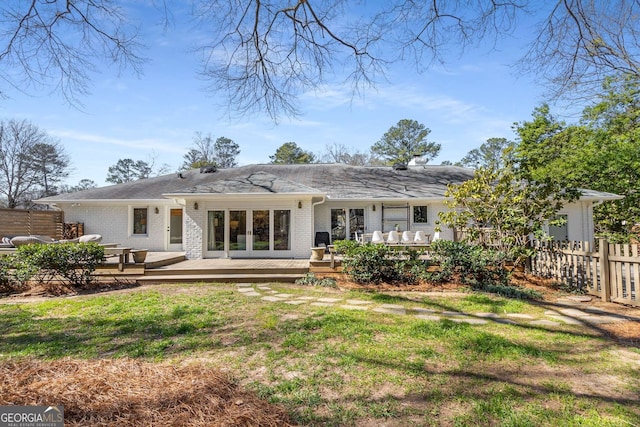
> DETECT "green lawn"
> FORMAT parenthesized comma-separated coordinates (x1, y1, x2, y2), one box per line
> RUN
(1, 283, 638, 426)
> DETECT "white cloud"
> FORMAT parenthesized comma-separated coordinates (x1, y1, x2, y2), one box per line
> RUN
(49, 129, 184, 154)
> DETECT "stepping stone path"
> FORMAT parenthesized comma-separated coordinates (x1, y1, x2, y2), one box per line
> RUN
(237, 284, 630, 327)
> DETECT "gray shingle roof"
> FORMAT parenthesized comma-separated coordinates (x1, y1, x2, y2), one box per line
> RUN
(36, 163, 621, 203)
(37, 163, 476, 202)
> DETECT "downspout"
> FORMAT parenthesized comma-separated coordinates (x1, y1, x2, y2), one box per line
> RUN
(312, 195, 327, 246)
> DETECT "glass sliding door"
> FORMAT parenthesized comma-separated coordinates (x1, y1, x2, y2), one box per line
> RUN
(207, 210, 225, 251)
(167, 208, 183, 251)
(332, 207, 364, 241)
(331, 208, 346, 241)
(229, 210, 247, 251)
(349, 208, 364, 240)
(252, 210, 270, 251)
(274, 209, 291, 250)
(206, 208, 292, 257)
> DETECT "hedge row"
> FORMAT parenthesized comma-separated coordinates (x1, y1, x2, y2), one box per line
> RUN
(0, 243, 105, 293)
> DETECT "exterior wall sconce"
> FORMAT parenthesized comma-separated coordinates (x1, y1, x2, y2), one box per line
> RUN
(154, 207, 159, 214)
(194, 202, 199, 210)
(372, 204, 376, 212)
(298, 201, 302, 209)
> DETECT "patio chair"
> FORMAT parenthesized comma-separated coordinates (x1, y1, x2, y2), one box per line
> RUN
(432, 231, 441, 241)
(10, 235, 58, 246)
(414, 230, 428, 244)
(401, 231, 413, 244)
(371, 230, 385, 243)
(79, 234, 102, 243)
(387, 230, 400, 244)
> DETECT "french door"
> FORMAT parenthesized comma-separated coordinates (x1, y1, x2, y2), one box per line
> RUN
(331, 208, 364, 241)
(206, 208, 291, 257)
(167, 208, 183, 251)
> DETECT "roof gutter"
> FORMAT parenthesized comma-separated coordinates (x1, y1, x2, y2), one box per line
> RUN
(312, 195, 326, 209)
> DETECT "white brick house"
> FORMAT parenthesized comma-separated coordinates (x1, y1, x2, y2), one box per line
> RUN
(35, 164, 620, 259)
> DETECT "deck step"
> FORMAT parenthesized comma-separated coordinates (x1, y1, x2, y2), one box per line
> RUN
(144, 267, 309, 276)
(136, 273, 305, 284)
(144, 254, 186, 269)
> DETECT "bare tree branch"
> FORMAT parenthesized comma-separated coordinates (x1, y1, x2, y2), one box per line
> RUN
(0, 0, 146, 105)
(520, 0, 640, 99)
(195, 1, 523, 121)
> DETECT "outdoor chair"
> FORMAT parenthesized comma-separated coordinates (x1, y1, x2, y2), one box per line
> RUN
(401, 231, 413, 244)
(414, 230, 428, 245)
(371, 230, 384, 243)
(79, 234, 102, 243)
(387, 230, 400, 244)
(10, 235, 58, 246)
(432, 231, 441, 241)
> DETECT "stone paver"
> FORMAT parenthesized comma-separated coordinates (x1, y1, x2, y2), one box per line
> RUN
(413, 308, 438, 314)
(492, 318, 518, 325)
(311, 302, 335, 307)
(530, 319, 561, 326)
(373, 306, 406, 315)
(235, 285, 624, 329)
(285, 300, 307, 305)
(558, 308, 589, 317)
(547, 315, 583, 325)
(345, 299, 373, 305)
(506, 313, 535, 319)
(565, 295, 592, 302)
(341, 304, 369, 311)
(242, 291, 261, 297)
(442, 311, 466, 317)
(415, 314, 441, 321)
(316, 297, 343, 303)
(555, 298, 583, 306)
(580, 315, 621, 324)
(450, 318, 488, 325)
(475, 312, 499, 318)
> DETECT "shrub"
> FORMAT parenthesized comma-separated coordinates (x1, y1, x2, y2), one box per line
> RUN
(429, 240, 511, 288)
(295, 272, 338, 288)
(17, 243, 105, 288)
(333, 240, 428, 285)
(0, 255, 31, 293)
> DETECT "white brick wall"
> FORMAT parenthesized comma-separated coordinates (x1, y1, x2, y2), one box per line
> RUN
(60, 203, 169, 251)
(293, 198, 314, 258)
(56, 198, 597, 259)
(184, 202, 204, 259)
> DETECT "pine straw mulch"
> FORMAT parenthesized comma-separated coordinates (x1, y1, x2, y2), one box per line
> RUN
(0, 358, 294, 427)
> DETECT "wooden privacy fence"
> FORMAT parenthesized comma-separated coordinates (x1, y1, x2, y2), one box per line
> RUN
(0, 208, 64, 240)
(532, 240, 639, 307)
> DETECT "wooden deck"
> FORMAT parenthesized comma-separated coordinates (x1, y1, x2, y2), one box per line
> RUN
(132, 254, 317, 284)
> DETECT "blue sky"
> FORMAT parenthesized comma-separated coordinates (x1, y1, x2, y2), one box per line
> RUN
(3, 3, 563, 187)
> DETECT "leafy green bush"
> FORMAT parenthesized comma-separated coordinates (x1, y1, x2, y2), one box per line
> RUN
(295, 272, 338, 288)
(333, 240, 428, 285)
(17, 243, 105, 287)
(429, 240, 511, 288)
(0, 255, 31, 293)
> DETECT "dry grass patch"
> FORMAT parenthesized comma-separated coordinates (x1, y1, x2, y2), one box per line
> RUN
(0, 358, 293, 427)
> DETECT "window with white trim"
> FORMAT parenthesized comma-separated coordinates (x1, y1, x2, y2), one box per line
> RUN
(413, 205, 428, 224)
(133, 207, 148, 235)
